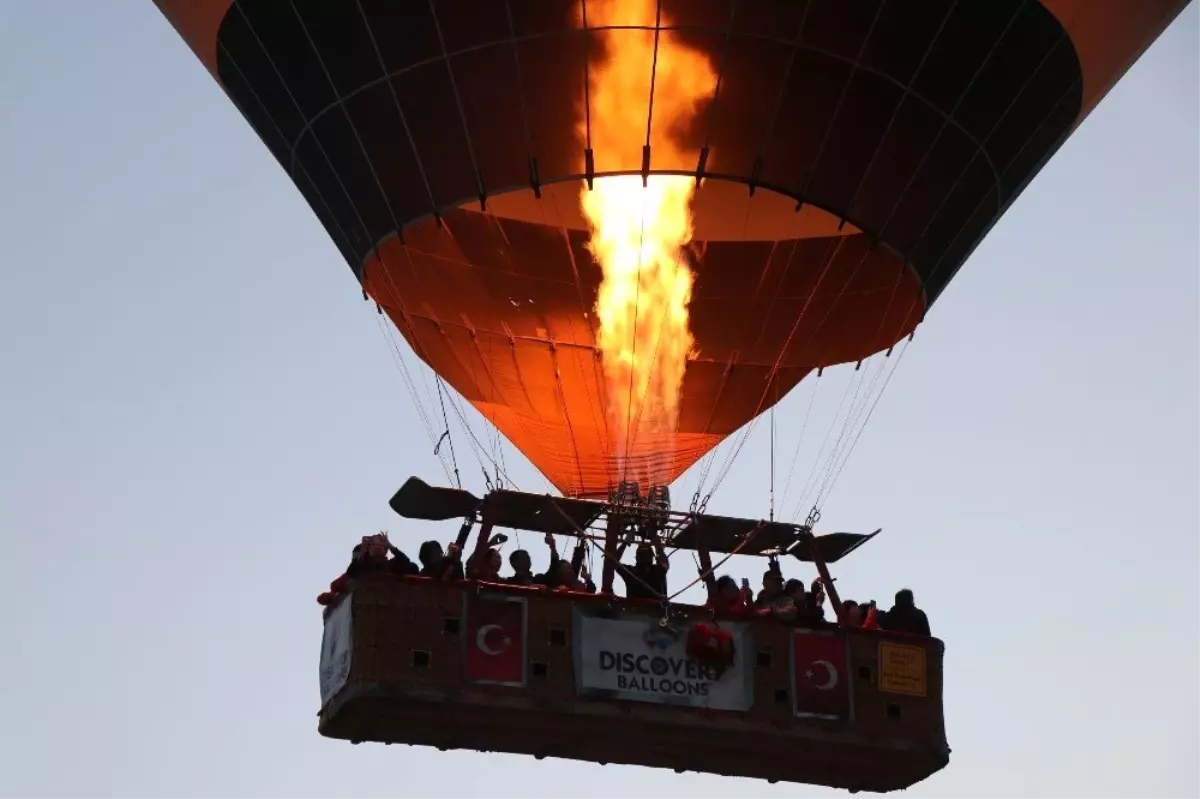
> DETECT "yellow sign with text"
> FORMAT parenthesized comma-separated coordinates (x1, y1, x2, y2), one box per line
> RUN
(878, 642, 927, 697)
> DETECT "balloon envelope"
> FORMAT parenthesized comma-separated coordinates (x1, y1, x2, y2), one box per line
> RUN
(153, 0, 1188, 496)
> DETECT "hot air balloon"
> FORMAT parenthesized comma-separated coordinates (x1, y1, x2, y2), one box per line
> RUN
(153, 0, 1188, 791)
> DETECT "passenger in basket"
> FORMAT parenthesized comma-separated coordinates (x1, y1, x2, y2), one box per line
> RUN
(706, 575, 751, 614)
(316, 544, 364, 606)
(346, 543, 366, 567)
(841, 599, 863, 627)
(506, 549, 539, 586)
(381, 533, 419, 577)
(861, 600, 881, 630)
(538, 533, 568, 588)
(784, 578, 817, 624)
(810, 577, 828, 622)
(579, 563, 597, 593)
(353, 534, 400, 578)
(754, 569, 786, 607)
(353, 540, 381, 572)
(616, 541, 669, 600)
(509, 534, 572, 587)
(754, 570, 796, 620)
(468, 547, 503, 581)
(316, 533, 415, 607)
(551, 559, 596, 593)
(879, 588, 931, 636)
(351, 534, 387, 574)
(418, 539, 465, 581)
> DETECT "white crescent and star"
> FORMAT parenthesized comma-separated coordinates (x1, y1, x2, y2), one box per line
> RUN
(475, 623, 512, 656)
(804, 659, 839, 690)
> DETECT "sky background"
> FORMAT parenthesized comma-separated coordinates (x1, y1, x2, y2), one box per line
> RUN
(1, 2, 1196, 798)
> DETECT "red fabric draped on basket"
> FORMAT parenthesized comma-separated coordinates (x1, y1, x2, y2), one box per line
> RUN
(686, 621, 736, 675)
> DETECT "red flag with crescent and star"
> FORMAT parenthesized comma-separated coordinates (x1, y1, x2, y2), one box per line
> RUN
(792, 630, 850, 719)
(464, 595, 526, 686)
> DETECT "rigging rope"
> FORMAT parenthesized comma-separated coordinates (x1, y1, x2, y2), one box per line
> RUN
(376, 291, 522, 497)
(667, 522, 763, 602)
(790, 363, 864, 519)
(769, 404, 775, 521)
(376, 316, 455, 485)
(685, 184, 761, 514)
(695, 229, 855, 513)
(815, 338, 911, 508)
(778, 369, 822, 511)
(434, 376, 462, 489)
(810, 353, 891, 506)
(805, 358, 877, 501)
(442, 386, 523, 492)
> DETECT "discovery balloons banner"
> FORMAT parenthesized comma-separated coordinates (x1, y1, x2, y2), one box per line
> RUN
(573, 609, 753, 711)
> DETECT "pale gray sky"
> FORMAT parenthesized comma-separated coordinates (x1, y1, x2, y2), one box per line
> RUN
(1, 3, 1197, 798)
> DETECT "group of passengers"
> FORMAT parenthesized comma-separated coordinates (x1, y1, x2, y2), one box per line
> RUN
(317, 531, 929, 636)
(316, 531, 599, 605)
(706, 566, 930, 635)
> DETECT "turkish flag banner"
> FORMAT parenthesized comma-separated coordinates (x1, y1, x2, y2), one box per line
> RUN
(792, 630, 851, 720)
(465, 595, 526, 686)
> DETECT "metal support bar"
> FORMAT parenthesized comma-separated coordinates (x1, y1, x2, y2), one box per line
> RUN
(601, 511, 621, 593)
(453, 514, 477, 551)
(697, 548, 716, 596)
(803, 528, 844, 625)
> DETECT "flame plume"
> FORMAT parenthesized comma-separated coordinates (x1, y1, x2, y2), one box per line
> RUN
(578, 0, 716, 485)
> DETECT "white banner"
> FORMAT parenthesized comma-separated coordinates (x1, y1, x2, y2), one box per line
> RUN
(319, 598, 353, 706)
(573, 611, 754, 711)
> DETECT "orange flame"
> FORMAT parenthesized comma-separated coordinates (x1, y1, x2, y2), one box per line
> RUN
(578, 0, 716, 484)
